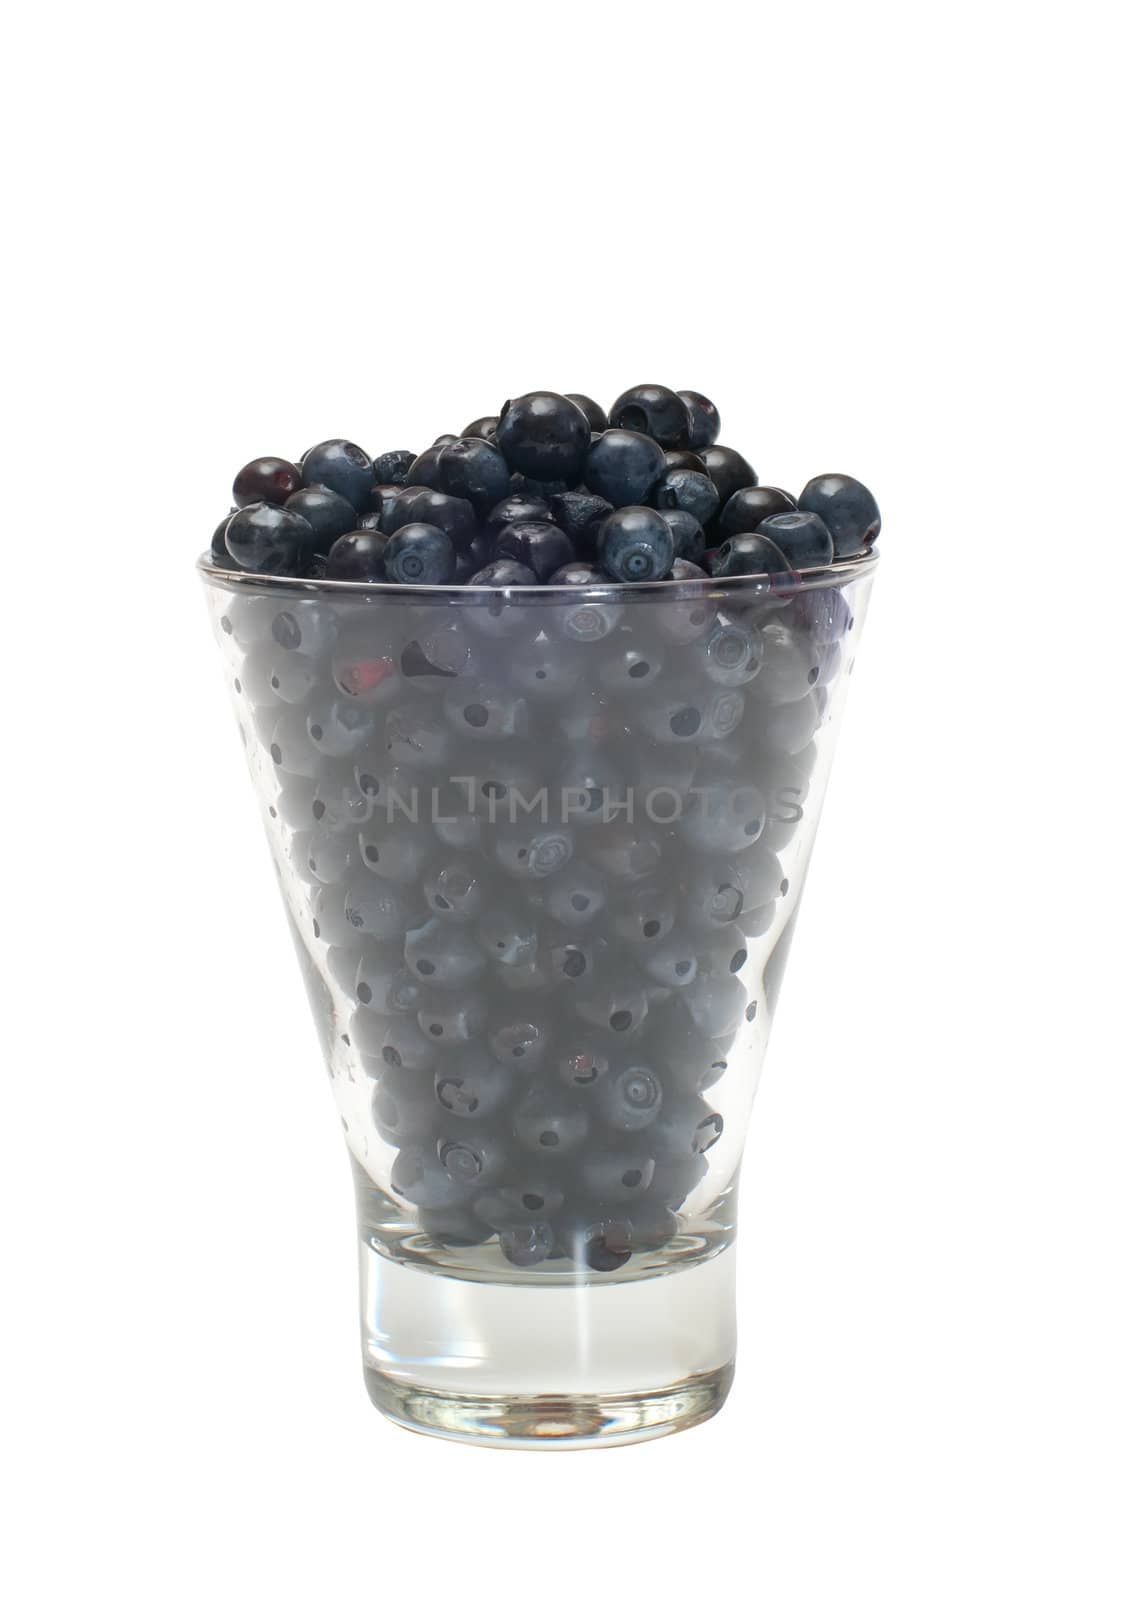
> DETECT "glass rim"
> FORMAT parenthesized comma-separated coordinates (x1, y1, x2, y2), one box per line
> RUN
(196, 546, 878, 605)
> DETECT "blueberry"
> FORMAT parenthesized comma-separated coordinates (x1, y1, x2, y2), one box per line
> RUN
(499, 1221, 556, 1268)
(268, 599, 338, 657)
(210, 514, 237, 566)
(558, 750, 629, 825)
(513, 1087, 589, 1155)
(548, 491, 614, 556)
(759, 511, 834, 568)
(657, 509, 706, 564)
(497, 392, 591, 482)
(326, 531, 390, 581)
(329, 620, 400, 702)
(572, 980, 649, 1034)
(375, 1015, 438, 1073)
(277, 486, 358, 557)
(670, 556, 710, 581)
(477, 903, 540, 967)
(698, 618, 764, 686)
(437, 1130, 507, 1184)
(786, 586, 853, 646)
(664, 449, 710, 475)
(758, 691, 825, 756)
(610, 880, 676, 943)
(344, 876, 415, 942)
(562, 1217, 634, 1273)
(683, 973, 748, 1037)
(225, 502, 310, 574)
(420, 1207, 496, 1248)
(437, 437, 511, 512)
(579, 1147, 657, 1202)
(386, 486, 477, 550)
(301, 439, 375, 512)
(372, 1068, 437, 1145)
(467, 559, 539, 589)
(422, 860, 486, 922)
(354, 947, 423, 1016)
(547, 562, 607, 587)
(554, 1033, 614, 1089)
(544, 863, 607, 927)
(384, 523, 457, 585)
(498, 1174, 566, 1219)
(598, 1065, 663, 1133)
(506, 640, 583, 701)
(584, 824, 663, 882)
(357, 821, 434, 885)
(293, 829, 353, 887)
(493, 824, 573, 880)
(584, 429, 667, 507)
(699, 445, 758, 505)
(636, 929, 700, 989)
(798, 474, 881, 558)
(404, 444, 448, 491)
(494, 521, 575, 582)
(485, 494, 555, 534)
(232, 456, 302, 508)
(748, 621, 822, 703)
(372, 450, 416, 487)
(717, 485, 798, 539)
(677, 390, 721, 451)
(488, 1014, 549, 1067)
(708, 533, 793, 579)
(433, 1051, 510, 1118)
(564, 392, 608, 432)
(304, 695, 374, 758)
(609, 384, 690, 448)
(697, 926, 749, 979)
(652, 468, 719, 527)
(635, 683, 741, 746)
(354, 511, 385, 533)
(597, 506, 675, 583)
(461, 416, 499, 441)
(265, 707, 322, 775)
(444, 678, 530, 739)
(405, 919, 486, 989)
(417, 989, 489, 1047)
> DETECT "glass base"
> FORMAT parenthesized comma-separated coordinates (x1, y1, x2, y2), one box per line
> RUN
(360, 1244, 737, 1449)
(364, 1363, 734, 1449)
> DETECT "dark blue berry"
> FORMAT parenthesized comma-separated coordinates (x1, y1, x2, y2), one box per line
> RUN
(548, 562, 607, 586)
(597, 506, 675, 583)
(284, 486, 357, 554)
(404, 445, 449, 491)
(699, 445, 757, 505)
(598, 1065, 663, 1133)
(513, 1087, 589, 1154)
(461, 416, 499, 441)
(657, 509, 706, 564)
(652, 468, 719, 526)
(664, 449, 709, 474)
(548, 491, 614, 556)
(564, 392, 608, 431)
(760, 510, 834, 567)
(433, 1052, 510, 1118)
(494, 521, 575, 582)
(225, 502, 310, 574)
(798, 473, 881, 558)
(211, 514, 237, 566)
(384, 523, 457, 585)
(301, 439, 375, 512)
(499, 1221, 555, 1267)
(497, 392, 591, 482)
(326, 532, 389, 581)
(355, 510, 384, 532)
(232, 456, 302, 508)
(584, 429, 667, 507)
(437, 437, 510, 512)
(484, 493, 555, 534)
(609, 384, 690, 448)
(385, 486, 477, 549)
(677, 390, 721, 451)
(718, 485, 798, 538)
(467, 559, 539, 588)
(708, 532, 793, 579)
(372, 450, 416, 486)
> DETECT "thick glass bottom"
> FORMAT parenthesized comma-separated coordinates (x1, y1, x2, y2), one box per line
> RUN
(360, 1243, 737, 1449)
(364, 1362, 734, 1449)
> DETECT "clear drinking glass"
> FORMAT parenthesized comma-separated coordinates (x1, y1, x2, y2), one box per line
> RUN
(199, 551, 877, 1447)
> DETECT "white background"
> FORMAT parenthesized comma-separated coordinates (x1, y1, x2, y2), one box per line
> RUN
(4, 1, 1134, 1595)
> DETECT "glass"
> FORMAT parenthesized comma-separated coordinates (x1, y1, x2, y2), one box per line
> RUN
(199, 552, 877, 1447)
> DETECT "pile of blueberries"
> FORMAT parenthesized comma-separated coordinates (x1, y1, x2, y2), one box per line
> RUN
(208, 388, 879, 1275)
(210, 385, 880, 589)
